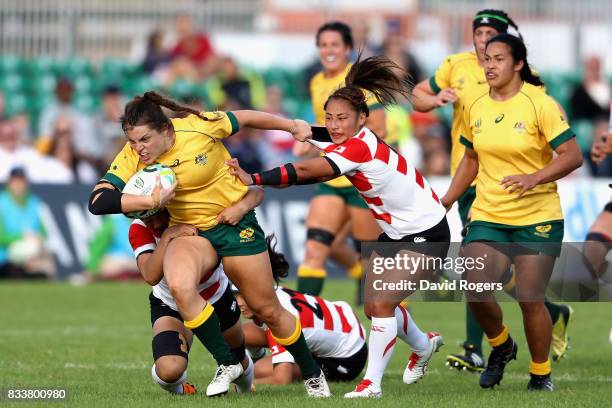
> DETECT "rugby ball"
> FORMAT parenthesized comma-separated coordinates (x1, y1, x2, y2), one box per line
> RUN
(122, 164, 176, 219)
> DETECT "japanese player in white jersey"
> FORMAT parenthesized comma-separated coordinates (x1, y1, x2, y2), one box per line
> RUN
(227, 55, 448, 398)
(128, 187, 264, 396)
(234, 236, 368, 384)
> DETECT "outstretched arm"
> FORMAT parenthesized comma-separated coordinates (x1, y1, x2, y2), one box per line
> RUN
(226, 157, 340, 187)
(232, 110, 313, 142)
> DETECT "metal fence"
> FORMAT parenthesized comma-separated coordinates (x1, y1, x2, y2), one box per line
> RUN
(0, 0, 262, 61)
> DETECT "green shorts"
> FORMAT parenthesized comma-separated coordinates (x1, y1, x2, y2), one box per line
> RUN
(314, 183, 369, 209)
(198, 210, 267, 257)
(464, 220, 564, 257)
(458, 185, 476, 227)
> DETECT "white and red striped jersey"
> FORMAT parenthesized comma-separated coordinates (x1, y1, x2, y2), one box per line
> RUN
(266, 287, 365, 364)
(128, 219, 228, 310)
(312, 127, 446, 239)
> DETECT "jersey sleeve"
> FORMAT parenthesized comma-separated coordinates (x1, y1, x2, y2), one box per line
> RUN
(266, 328, 295, 365)
(429, 56, 452, 94)
(128, 222, 157, 258)
(324, 138, 372, 175)
(459, 105, 474, 149)
(102, 142, 139, 191)
(173, 112, 239, 140)
(539, 96, 574, 150)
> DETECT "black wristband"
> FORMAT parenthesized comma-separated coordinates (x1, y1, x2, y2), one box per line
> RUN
(252, 164, 299, 186)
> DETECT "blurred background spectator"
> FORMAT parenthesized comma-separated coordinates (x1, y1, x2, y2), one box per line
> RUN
(570, 56, 611, 175)
(142, 28, 173, 79)
(43, 116, 100, 184)
(378, 19, 424, 83)
(350, 19, 379, 60)
(258, 85, 296, 168)
(0, 119, 50, 183)
(169, 14, 218, 82)
(570, 56, 610, 121)
(37, 78, 95, 158)
(219, 56, 253, 109)
(0, 167, 55, 279)
(92, 85, 126, 171)
(82, 214, 140, 282)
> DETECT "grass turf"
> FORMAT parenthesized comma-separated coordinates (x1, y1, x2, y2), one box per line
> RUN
(1, 279, 611, 407)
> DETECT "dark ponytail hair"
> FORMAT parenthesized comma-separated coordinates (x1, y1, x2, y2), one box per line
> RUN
(266, 235, 289, 286)
(316, 21, 353, 49)
(121, 91, 217, 133)
(486, 33, 544, 87)
(324, 54, 413, 116)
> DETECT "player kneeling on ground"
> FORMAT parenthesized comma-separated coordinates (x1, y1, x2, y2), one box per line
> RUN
(234, 237, 368, 385)
(129, 187, 263, 396)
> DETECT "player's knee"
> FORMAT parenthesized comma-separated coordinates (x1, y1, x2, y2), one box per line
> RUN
(307, 228, 335, 247)
(252, 302, 280, 325)
(166, 279, 195, 303)
(517, 301, 543, 314)
(152, 330, 188, 383)
(154, 357, 186, 383)
(364, 302, 393, 318)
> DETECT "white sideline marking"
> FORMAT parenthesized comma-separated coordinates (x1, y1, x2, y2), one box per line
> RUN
(63, 362, 149, 370)
(1, 326, 147, 337)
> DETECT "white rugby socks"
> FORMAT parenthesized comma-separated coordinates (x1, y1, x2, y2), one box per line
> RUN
(363, 316, 398, 386)
(395, 305, 429, 354)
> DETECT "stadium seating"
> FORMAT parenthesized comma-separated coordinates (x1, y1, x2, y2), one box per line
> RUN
(0, 54, 590, 136)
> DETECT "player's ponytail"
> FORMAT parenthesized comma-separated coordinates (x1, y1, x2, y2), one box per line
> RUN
(121, 91, 218, 133)
(486, 33, 544, 87)
(505, 16, 523, 41)
(143, 91, 215, 121)
(266, 235, 289, 286)
(324, 54, 413, 116)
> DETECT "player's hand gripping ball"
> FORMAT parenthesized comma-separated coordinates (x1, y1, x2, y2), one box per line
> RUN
(122, 164, 176, 219)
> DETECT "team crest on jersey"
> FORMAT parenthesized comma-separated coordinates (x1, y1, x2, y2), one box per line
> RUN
(239, 227, 255, 243)
(195, 153, 208, 166)
(474, 118, 482, 134)
(534, 224, 552, 238)
(513, 121, 526, 133)
(456, 77, 465, 90)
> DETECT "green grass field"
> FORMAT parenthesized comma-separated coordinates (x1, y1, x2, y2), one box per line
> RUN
(1, 280, 611, 407)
